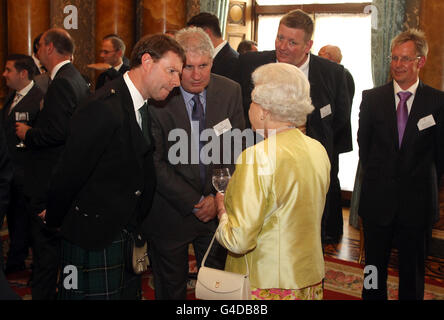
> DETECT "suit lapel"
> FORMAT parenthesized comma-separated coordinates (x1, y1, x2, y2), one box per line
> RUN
(204, 75, 221, 130)
(380, 82, 400, 150)
(2, 92, 15, 121)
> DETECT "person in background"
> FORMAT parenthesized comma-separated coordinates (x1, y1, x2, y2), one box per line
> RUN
(15, 28, 90, 300)
(237, 40, 258, 55)
(94, 34, 130, 90)
(318, 44, 355, 101)
(358, 29, 444, 300)
(1, 54, 43, 275)
(0, 123, 19, 300)
(215, 62, 330, 300)
(31, 34, 46, 75)
(32, 33, 51, 94)
(237, 9, 352, 245)
(187, 12, 239, 82)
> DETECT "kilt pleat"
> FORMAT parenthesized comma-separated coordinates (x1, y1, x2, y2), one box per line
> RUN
(58, 230, 141, 300)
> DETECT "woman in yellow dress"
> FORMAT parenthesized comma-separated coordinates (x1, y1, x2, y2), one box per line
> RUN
(215, 62, 331, 300)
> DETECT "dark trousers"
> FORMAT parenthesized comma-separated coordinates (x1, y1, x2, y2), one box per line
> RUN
(321, 154, 343, 241)
(5, 177, 30, 268)
(362, 218, 427, 300)
(149, 229, 226, 300)
(30, 214, 60, 300)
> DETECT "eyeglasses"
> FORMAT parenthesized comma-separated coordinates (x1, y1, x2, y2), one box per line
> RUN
(100, 49, 117, 55)
(388, 55, 421, 63)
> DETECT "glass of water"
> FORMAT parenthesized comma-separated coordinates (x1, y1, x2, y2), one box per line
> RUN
(212, 168, 231, 194)
(15, 112, 29, 148)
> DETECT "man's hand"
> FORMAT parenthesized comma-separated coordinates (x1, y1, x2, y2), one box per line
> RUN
(194, 195, 216, 223)
(15, 123, 31, 140)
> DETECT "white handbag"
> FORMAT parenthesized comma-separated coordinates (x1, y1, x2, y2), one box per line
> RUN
(195, 233, 251, 300)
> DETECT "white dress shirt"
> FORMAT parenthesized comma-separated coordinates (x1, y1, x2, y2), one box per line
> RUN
(50, 60, 71, 80)
(123, 71, 146, 130)
(394, 79, 419, 115)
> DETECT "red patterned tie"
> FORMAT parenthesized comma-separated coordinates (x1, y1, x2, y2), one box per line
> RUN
(396, 91, 412, 147)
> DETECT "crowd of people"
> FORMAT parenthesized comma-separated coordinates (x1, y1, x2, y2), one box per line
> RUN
(0, 9, 442, 301)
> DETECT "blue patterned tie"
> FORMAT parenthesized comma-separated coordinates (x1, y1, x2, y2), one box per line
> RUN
(192, 95, 206, 188)
(396, 91, 412, 147)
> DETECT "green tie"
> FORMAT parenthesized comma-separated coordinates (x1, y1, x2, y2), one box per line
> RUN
(139, 102, 151, 145)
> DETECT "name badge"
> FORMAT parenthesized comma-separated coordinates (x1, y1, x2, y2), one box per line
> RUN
(417, 115, 436, 131)
(213, 118, 232, 137)
(320, 104, 332, 119)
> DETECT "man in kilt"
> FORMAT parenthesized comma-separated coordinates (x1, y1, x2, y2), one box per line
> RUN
(45, 34, 186, 300)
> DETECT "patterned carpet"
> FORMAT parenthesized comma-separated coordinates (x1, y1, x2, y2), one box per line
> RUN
(3, 230, 444, 300)
(323, 256, 444, 300)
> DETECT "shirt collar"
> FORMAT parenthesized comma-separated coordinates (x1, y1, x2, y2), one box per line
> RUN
(50, 60, 71, 80)
(298, 54, 310, 79)
(123, 71, 146, 112)
(394, 78, 419, 97)
(213, 41, 227, 58)
(114, 61, 123, 72)
(17, 80, 34, 97)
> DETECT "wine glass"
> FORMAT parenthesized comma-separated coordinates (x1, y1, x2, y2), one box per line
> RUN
(15, 112, 29, 148)
(212, 168, 231, 194)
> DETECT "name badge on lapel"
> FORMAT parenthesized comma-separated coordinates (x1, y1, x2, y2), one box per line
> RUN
(320, 104, 332, 119)
(417, 115, 436, 131)
(213, 118, 232, 137)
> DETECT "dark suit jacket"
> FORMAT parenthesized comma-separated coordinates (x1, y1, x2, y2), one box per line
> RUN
(238, 50, 352, 159)
(212, 42, 239, 82)
(24, 62, 90, 214)
(344, 68, 355, 102)
(46, 77, 156, 250)
(0, 123, 12, 217)
(1, 84, 43, 180)
(95, 62, 130, 91)
(143, 73, 245, 239)
(358, 81, 444, 228)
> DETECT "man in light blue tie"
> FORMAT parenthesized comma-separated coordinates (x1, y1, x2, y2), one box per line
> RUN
(358, 29, 444, 300)
(143, 27, 245, 300)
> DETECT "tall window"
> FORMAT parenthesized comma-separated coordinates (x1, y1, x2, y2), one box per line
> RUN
(255, 1, 373, 191)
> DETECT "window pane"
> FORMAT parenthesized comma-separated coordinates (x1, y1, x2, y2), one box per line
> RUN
(312, 13, 373, 191)
(257, 15, 281, 51)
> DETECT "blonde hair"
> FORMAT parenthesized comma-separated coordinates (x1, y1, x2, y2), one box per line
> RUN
(251, 63, 314, 126)
(391, 28, 428, 57)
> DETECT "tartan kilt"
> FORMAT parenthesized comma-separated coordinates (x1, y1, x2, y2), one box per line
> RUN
(58, 230, 141, 300)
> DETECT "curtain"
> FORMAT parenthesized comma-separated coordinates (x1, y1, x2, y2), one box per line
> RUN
(200, 0, 230, 37)
(349, 0, 407, 229)
(371, 0, 407, 87)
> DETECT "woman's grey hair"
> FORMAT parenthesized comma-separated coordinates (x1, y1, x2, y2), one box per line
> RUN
(175, 26, 214, 58)
(251, 63, 314, 126)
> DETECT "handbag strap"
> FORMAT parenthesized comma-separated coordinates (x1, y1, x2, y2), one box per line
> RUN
(201, 232, 249, 276)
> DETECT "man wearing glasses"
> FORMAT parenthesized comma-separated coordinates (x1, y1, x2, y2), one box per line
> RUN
(95, 34, 130, 90)
(358, 29, 444, 300)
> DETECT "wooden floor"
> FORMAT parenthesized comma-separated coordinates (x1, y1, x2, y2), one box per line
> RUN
(324, 208, 444, 283)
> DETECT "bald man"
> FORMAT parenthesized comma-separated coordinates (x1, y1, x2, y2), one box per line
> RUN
(318, 45, 355, 101)
(15, 28, 90, 300)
